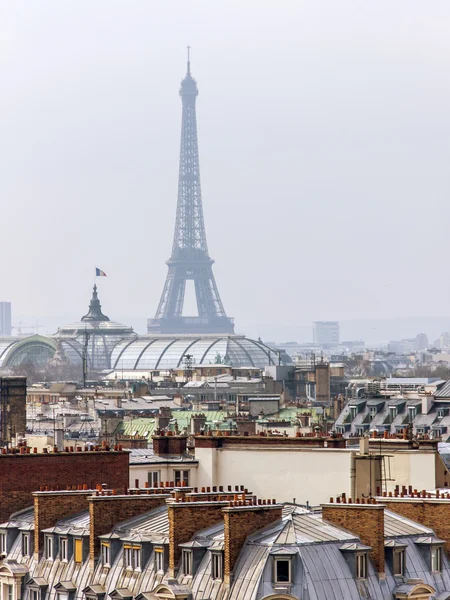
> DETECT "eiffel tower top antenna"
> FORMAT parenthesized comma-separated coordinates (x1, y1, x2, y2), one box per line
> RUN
(187, 45, 191, 75)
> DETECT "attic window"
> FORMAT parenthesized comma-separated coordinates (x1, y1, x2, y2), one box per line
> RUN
(182, 549, 193, 576)
(44, 535, 54, 560)
(124, 545, 141, 570)
(350, 406, 358, 419)
(101, 542, 110, 567)
(154, 547, 164, 572)
(274, 557, 292, 584)
(408, 406, 417, 421)
(370, 407, 377, 419)
(393, 549, 405, 576)
(211, 552, 223, 580)
(60, 538, 69, 562)
(22, 532, 31, 557)
(0, 531, 7, 554)
(389, 407, 397, 421)
(431, 546, 442, 572)
(356, 553, 367, 579)
(74, 539, 84, 564)
(438, 408, 445, 419)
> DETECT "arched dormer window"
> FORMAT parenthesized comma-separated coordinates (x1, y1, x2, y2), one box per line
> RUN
(394, 582, 435, 599)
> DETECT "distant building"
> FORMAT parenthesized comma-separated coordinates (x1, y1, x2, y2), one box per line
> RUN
(313, 320, 340, 345)
(0, 302, 11, 336)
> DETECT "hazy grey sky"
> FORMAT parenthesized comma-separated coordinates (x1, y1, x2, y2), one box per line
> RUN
(1, 1, 450, 340)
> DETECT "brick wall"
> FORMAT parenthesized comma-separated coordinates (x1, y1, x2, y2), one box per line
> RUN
(194, 435, 346, 449)
(33, 490, 93, 556)
(223, 505, 282, 582)
(0, 450, 129, 523)
(1, 377, 26, 441)
(152, 435, 187, 456)
(168, 501, 228, 574)
(380, 498, 450, 555)
(88, 494, 170, 561)
(322, 503, 385, 574)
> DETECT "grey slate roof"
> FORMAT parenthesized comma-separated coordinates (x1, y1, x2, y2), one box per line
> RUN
(6, 501, 450, 600)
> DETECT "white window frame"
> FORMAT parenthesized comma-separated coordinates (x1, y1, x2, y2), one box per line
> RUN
(22, 532, 30, 557)
(174, 470, 190, 486)
(356, 553, 367, 579)
(274, 557, 292, 584)
(44, 535, 54, 560)
(182, 549, 193, 576)
(29, 590, 40, 600)
(60, 537, 68, 562)
(0, 531, 7, 554)
(431, 546, 442, 572)
(132, 546, 141, 570)
(211, 552, 223, 580)
(370, 407, 377, 419)
(154, 547, 164, 572)
(393, 549, 405, 576)
(7, 584, 14, 600)
(101, 542, 111, 567)
(148, 471, 160, 487)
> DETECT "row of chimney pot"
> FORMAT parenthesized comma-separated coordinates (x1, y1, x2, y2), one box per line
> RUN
(36, 483, 251, 497)
(133, 480, 247, 493)
(174, 495, 276, 506)
(1, 444, 123, 454)
(329, 495, 379, 504)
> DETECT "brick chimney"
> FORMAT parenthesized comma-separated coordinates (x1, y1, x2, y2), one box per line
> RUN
(378, 494, 450, 555)
(223, 502, 282, 584)
(88, 491, 170, 566)
(152, 432, 188, 456)
(167, 500, 228, 576)
(322, 499, 385, 576)
(33, 489, 94, 557)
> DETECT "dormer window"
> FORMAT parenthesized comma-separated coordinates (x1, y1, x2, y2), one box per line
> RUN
(123, 545, 141, 570)
(393, 549, 405, 576)
(408, 406, 416, 421)
(211, 552, 223, 580)
(0, 531, 7, 554)
(101, 542, 111, 567)
(182, 549, 193, 576)
(438, 408, 445, 419)
(389, 407, 397, 421)
(431, 546, 442, 572)
(60, 538, 69, 562)
(45, 535, 54, 560)
(30, 590, 40, 600)
(356, 553, 367, 579)
(274, 557, 292, 584)
(74, 539, 84, 564)
(22, 533, 31, 557)
(154, 547, 165, 572)
(370, 407, 377, 419)
(350, 406, 358, 420)
(415, 536, 444, 573)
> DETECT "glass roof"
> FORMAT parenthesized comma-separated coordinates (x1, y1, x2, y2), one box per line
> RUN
(111, 336, 281, 370)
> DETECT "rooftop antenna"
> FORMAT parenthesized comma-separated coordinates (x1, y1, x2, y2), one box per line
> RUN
(187, 45, 191, 75)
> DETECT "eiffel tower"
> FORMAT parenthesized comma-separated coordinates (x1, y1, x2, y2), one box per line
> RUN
(148, 53, 234, 335)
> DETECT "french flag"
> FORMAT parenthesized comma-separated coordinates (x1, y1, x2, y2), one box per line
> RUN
(95, 267, 107, 277)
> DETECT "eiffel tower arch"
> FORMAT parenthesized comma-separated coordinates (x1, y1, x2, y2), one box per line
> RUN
(148, 55, 234, 335)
